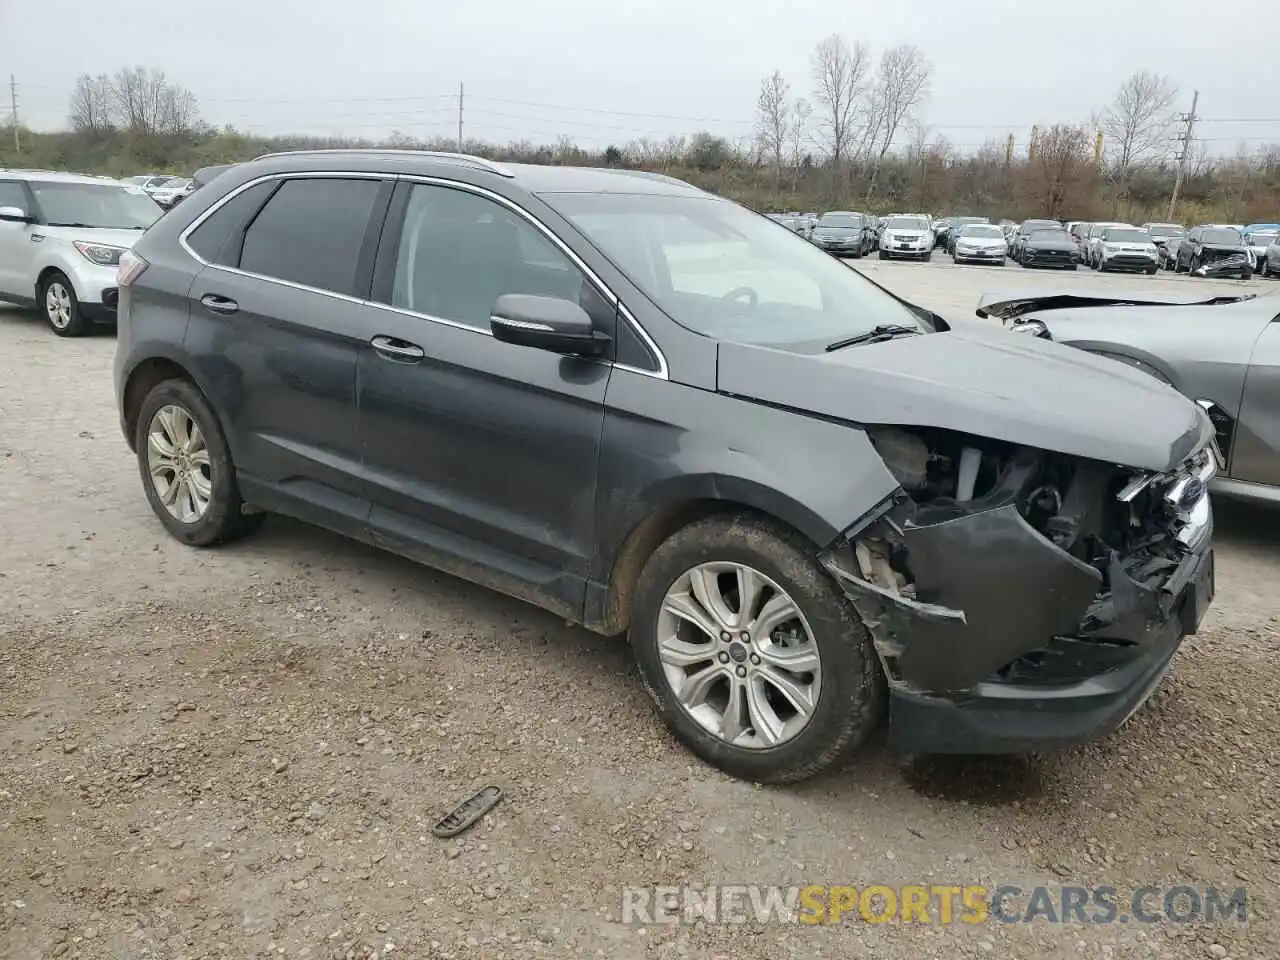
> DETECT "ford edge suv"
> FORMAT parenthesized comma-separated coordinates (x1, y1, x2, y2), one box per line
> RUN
(113, 150, 1217, 783)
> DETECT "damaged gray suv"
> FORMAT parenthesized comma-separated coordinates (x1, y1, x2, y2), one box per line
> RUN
(114, 150, 1217, 783)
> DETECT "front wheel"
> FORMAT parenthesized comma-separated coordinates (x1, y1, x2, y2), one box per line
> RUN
(135, 379, 264, 547)
(629, 515, 885, 784)
(878, 250, 889, 260)
(41, 272, 92, 337)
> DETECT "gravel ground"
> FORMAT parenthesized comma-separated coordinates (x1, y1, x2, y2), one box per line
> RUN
(2, 259, 1278, 959)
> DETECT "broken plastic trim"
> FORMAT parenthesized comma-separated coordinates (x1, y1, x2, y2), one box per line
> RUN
(826, 501, 1102, 695)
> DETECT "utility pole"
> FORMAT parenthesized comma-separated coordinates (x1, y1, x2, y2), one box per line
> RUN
(9, 74, 19, 154)
(457, 82, 464, 152)
(1167, 90, 1199, 222)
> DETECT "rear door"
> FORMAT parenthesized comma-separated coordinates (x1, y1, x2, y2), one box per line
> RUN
(181, 173, 393, 539)
(356, 179, 613, 618)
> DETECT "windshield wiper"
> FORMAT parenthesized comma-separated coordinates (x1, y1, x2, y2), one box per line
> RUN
(825, 324, 922, 352)
(44, 222, 97, 228)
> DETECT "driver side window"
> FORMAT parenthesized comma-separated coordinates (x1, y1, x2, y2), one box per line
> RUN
(388, 184, 611, 332)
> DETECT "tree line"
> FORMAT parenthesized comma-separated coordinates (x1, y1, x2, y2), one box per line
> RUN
(1, 58, 1276, 224)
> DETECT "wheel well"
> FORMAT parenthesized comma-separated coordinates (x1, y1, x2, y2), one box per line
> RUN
(34, 266, 68, 300)
(122, 358, 194, 451)
(590, 499, 806, 636)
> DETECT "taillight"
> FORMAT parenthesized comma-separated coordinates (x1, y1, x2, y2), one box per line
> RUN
(117, 250, 149, 288)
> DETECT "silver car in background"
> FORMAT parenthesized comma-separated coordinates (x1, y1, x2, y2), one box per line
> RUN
(950, 223, 1008, 265)
(979, 289, 1280, 505)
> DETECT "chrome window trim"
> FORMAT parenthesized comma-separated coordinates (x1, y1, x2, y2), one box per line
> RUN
(177, 169, 669, 381)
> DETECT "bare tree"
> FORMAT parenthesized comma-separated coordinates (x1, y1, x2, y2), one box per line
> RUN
(1023, 124, 1096, 217)
(755, 71, 790, 182)
(810, 35, 870, 182)
(787, 97, 812, 191)
(111, 66, 199, 136)
(68, 74, 115, 135)
(1099, 70, 1178, 182)
(863, 45, 932, 201)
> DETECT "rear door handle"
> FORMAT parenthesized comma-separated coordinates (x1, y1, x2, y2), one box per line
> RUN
(200, 294, 239, 315)
(370, 335, 425, 362)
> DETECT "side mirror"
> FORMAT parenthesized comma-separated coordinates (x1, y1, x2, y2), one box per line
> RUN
(490, 294, 610, 357)
(0, 206, 32, 223)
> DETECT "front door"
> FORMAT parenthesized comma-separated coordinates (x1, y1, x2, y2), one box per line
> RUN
(1228, 317, 1280, 487)
(356, 180, 613, 618)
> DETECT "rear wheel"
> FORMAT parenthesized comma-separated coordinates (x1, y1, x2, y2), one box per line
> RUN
(629, 514, 884, 784)
(41, 272, 92, 337)
(135, 379, 264, 547)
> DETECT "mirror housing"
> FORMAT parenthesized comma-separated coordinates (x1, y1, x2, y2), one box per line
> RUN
(490, 294, 610, 357)
(0, 206, 32, 223)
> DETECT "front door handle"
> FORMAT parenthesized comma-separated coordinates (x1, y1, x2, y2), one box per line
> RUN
(200, 294, 239, 315)
(370, 335, 425, 362)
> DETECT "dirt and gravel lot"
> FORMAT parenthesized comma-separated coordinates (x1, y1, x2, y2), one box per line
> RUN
(2, 259, 1278, 960)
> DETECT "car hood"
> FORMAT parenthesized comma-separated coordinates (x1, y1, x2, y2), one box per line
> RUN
(39, 225, 151, 248)
(956, 236, 1006, 246)
(887, 229, 929, 238)
(717, 325, 1210, 473)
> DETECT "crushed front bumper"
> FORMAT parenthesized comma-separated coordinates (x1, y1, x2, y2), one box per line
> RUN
(824, 449, 1216, 755)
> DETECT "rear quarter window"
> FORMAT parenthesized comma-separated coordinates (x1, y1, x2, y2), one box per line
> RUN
(185, 180, 278, 265)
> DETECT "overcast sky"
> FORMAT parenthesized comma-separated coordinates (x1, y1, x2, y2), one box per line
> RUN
(4, 0, 1277, 156)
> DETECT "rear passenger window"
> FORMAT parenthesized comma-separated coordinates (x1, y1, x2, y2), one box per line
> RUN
(185, 180, 277, 265)
(239, 178, 383, 297)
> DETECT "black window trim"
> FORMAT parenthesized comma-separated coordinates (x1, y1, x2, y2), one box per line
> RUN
(177, 170, 668, 381)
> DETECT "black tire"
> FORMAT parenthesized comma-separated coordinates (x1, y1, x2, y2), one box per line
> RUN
(878, 250, 889, 260)
(629, 514, 885, 784)
(40, 271, 92, 338)
(1146, 266, 1158, 275)
(134, 378, 264, 547)
(1190, 254, 1201, 275)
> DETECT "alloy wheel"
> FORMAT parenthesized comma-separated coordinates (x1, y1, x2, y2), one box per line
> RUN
(146, 404, 213, 523)
(45, 282, 73, 330)
(656, 562, 821, 749)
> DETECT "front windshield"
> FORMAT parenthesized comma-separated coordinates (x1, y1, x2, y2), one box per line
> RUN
(1103, 228, 1150, 243)
(546, 192, 925, 348)
(960, 225, 1004, 239)
(1247, 231, 1277, 245)
(886, 216, 929, 231)
(955, 217, 988, 227)
(1030, 229, 1069, 240)
(818, 214, 863, 228)
(1202, 228, 1242, 244)
(31, 182, 162, 229)
(1022, 220, 1059, 233)
(1147, 224, 1184, 237)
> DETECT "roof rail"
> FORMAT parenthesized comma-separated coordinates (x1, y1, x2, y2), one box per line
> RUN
(250, 148, 515, 178)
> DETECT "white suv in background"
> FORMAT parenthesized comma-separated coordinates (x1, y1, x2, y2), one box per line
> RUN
(878, 214, 933, 261)
(0, 170, 162, 336)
